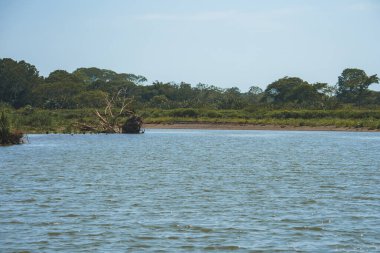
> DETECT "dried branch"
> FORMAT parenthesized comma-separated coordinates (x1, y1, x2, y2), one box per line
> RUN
(88, 88, 136, 133)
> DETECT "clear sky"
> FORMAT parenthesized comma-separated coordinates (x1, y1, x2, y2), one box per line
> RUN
(0, 0, 379, 91)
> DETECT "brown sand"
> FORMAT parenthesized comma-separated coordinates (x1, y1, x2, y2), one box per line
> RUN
(144, 123, 380, 132)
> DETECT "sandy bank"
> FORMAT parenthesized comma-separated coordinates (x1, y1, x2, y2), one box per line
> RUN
(145, 123, 380, 132)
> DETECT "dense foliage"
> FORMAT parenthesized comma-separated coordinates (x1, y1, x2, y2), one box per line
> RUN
(0, 58, 379, 112)
(0, 111, 23, 145)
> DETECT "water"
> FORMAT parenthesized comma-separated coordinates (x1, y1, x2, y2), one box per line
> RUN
(1, 129, 379, 252)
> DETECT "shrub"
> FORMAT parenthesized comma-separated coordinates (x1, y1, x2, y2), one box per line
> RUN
(169, 108, 199, 117)
(19, 111, 53, 128)
(204, 110, 222, 118)
(0, 112, 23, 145)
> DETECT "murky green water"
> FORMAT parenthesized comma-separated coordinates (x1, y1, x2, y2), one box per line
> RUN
(1, 130, 379, 252)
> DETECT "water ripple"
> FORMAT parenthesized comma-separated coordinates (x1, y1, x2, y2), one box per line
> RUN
(1, 130, 380, 252)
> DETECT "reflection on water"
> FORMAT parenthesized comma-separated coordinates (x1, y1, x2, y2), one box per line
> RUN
(1, 130, 380, 252)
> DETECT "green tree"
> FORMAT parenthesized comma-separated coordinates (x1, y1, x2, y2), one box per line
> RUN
(32, 82, 86, 109)
(45, 70, 83, 83)
(149, 95, 170, 109)
(336, 68, 379, 105)
(74, 90, 108, 108)
(263, 77, 325, 107)
(177, 82, 193, 100)
(219, 87, 246, 109)
(0, 58, 42, 107)
(73, 67, 146, 84)
(193, 83, 224, 108)
(248, 86, 263, 95)
(246, 86, 264, 104)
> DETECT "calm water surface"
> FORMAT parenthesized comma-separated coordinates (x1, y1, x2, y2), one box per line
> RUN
(1, 130, 380, 252)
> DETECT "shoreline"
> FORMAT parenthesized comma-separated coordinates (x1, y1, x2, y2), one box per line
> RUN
(144, 123, 380, 132)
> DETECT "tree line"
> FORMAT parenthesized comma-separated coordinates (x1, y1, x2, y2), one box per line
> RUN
(0, 58, 379, 110)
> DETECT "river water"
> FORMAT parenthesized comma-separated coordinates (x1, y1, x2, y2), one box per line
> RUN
(1, 130, 379, 252)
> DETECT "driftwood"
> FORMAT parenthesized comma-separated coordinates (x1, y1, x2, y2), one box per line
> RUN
(76, 123, 99, 132)
(77, 89, 143, 134)
(122, 115, 144, 134)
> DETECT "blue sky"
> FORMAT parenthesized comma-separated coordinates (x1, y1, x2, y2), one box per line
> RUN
(0, 0, 379, 91)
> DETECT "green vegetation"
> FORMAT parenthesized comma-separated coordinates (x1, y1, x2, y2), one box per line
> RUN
(0, 111, 23, 145)
(2, 107, 380, 133)
(1, 57, 379, 132)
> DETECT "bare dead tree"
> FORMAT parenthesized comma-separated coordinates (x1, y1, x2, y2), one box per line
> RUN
(78, 88, 142, 133)
(94, 88, 135, 133)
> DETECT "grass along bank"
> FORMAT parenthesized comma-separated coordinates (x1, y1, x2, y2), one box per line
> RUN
(2, 106, 380, 133)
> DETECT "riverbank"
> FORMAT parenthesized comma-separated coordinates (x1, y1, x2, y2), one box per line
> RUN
(145, 122, 380, 132)
(2, 107, 380, 133)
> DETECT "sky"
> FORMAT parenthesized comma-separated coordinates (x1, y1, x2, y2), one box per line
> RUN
(0, 0, 379, 91)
